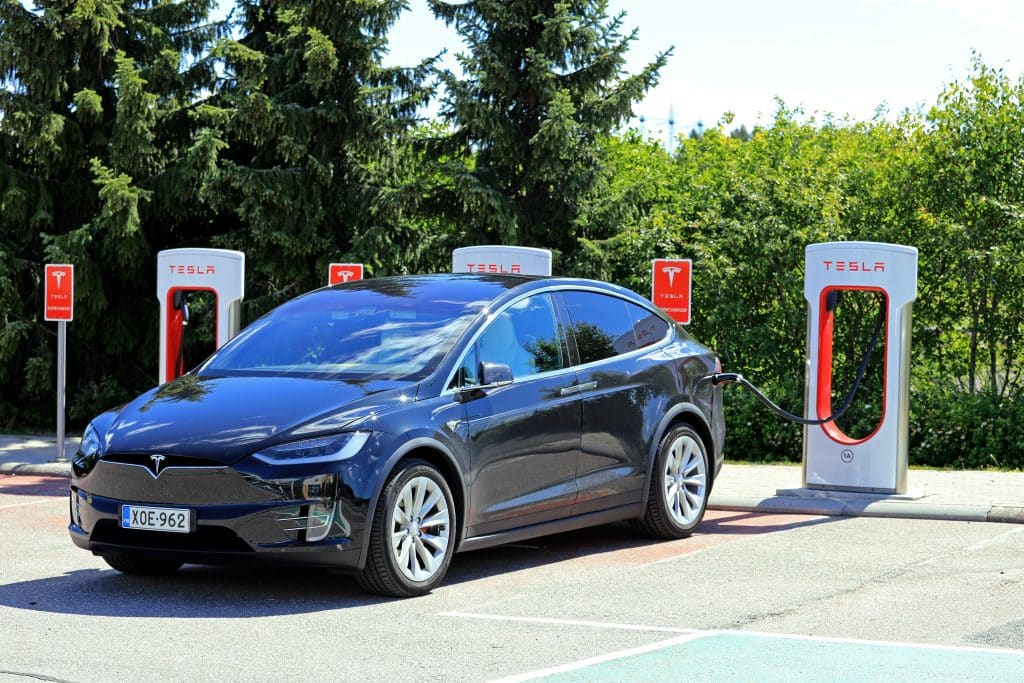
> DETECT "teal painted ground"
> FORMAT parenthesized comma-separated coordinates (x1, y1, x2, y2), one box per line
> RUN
(544, 633, 1024, 682)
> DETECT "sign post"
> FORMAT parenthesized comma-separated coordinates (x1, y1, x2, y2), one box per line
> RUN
(44, 264, 74, 462)
(328, 263, 364, 285)
(651, 258, 692, 324)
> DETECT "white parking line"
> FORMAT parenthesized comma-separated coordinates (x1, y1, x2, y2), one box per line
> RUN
(439, 611, 696, 634)
(964, 525, 1024, 552)
(443, 611, 1024, 683)
(725, 628, 1024, 656)
(446, 610, 1024, 657)
(0, 498, 63, 510)
(489, 632, 706, 683)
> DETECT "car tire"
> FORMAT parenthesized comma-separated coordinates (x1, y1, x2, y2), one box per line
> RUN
(356, 459, 456, 598)
(103, 554, 183, 575)
(636, 424, 710, 539)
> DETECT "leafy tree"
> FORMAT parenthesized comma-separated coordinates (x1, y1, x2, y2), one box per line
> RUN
(428, 0, 670, 267)
(0, 0, 224, 429)
(204, 0, 434, 316)
(582, 108, 916, 458)
(909, 56, 1024, 401)
(574, 129, 678, 280)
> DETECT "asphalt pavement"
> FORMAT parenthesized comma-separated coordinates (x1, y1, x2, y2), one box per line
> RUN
(3, 433, 1023, 524)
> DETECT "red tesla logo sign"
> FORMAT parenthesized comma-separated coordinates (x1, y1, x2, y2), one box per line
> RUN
(328, 263, 364, 285)
(652, 258, 692, 324)
(463, 263, 522, 273)
(823, 260, 886, 272)
(44, 264, 74, 322)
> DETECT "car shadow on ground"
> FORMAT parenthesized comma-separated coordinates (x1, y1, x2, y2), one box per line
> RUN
(0, 564, 387, 618)
(442, 510, 842, 585)
(0, 511, 839, 618)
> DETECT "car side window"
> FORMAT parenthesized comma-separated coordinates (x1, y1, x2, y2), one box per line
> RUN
(561, 291, 643, 364)
(625, 302, 671, 350)
(474, 294, 565, 381)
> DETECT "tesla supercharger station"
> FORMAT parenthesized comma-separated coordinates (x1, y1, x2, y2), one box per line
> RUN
(803, 241, 918, 493)
(157, 248, 245, 385)
(452, 245, 552, 276)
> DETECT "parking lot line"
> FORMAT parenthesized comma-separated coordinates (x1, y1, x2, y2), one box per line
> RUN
(0, 498, 63, 510)
(481, 622, 1024, 682)
(439, 611, 695, 634)
(963, 525, 1024, 552)
(490, 632, 706, 683)
(726, 629, 1024, 656)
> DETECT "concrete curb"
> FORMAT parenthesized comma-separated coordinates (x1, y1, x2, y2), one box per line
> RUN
(709, 494, 1022, 524)
(0, 462, 72, 477)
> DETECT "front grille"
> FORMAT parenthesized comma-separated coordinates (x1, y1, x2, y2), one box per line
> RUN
(101, 453, 224, 468)
(85, 460, 279, 505)
(90, 520, 254, 553)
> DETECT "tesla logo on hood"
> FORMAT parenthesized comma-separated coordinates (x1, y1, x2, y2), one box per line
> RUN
(150, 454, 166, 476)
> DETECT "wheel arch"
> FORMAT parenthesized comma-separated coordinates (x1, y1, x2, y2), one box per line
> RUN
(640, 403, 716, 511)
(356, 437, 467, 570)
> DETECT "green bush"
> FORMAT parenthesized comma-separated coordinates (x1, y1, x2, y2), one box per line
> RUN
(910, 387, 1024, 470)
(720, 377, 803, 462)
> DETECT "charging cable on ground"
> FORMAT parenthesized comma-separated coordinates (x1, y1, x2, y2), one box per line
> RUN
(700, 301, 886, 426)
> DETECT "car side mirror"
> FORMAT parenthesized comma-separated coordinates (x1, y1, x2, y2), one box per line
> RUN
(479, 361, 513, 386)
(454, 361, 514, 403)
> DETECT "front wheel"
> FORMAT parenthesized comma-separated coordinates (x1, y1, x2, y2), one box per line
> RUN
(356, 459, 455, 598)
(635, 424, 710, 539)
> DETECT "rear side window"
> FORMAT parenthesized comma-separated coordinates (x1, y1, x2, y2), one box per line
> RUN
(626, 302, 670, 350)
(561, 291, 670, 364)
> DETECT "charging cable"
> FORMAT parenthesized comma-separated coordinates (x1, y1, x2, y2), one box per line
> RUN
(173, 291, 191, 378)
(700, 305, 886, 426)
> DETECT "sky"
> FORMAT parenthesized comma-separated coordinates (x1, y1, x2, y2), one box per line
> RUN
(385, 0, 1024, 140)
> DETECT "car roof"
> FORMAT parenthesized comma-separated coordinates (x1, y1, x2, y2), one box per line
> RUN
(325, 272, 637, 298)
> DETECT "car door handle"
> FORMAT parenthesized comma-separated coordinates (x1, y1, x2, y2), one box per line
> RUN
(559, 381, 597, 396)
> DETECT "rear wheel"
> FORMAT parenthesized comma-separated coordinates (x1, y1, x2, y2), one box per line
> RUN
(357, 459, 455, 598)
(636, 424, 709, 539)
(103, 554, 183, 575)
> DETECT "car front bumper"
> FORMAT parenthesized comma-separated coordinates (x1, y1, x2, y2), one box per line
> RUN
(68, 456, 372, 571)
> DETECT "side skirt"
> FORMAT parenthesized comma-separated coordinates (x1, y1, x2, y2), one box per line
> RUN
(456, 503, 644, 553)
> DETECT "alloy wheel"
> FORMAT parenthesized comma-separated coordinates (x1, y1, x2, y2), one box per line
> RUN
(390, 475, 451, 582)
(663, 434, 707, 526)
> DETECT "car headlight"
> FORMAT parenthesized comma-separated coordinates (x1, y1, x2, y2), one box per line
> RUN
(73, 424, 102, 477)
(252, 432, 370, 465)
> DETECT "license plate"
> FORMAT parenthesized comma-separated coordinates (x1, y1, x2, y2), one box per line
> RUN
(121, 505, 191, 533)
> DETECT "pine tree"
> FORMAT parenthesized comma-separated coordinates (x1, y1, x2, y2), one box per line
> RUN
(0, 0, 224, 429)
(728, 124, 752, 141)
(429, 0, 669, 267)
(204, 0, 433, 312)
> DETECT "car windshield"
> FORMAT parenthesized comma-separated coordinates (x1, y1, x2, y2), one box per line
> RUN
(199, 281, 489, 381)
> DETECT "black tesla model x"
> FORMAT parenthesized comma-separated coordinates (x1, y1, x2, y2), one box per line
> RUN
(70, 274, 725, 597)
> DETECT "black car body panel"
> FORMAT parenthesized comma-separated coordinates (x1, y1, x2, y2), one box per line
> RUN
(70, 274, 725, 578)
(102, 376, 416, 463)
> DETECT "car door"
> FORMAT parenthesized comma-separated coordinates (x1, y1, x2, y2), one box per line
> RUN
(456, 293, 581, 537)
(559, 290, 672, 514)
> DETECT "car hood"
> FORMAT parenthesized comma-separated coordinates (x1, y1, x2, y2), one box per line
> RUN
(100, 374, 417, 463)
